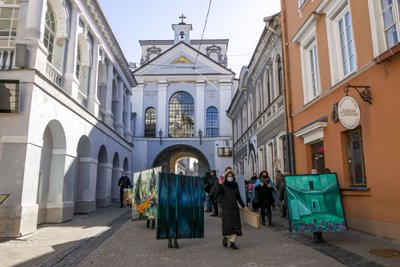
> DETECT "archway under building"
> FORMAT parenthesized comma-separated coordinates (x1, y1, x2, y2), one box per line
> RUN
(152, 145, 210, 177)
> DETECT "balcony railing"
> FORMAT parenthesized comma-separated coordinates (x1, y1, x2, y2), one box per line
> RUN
(0, 48, 15, 70)
(46, 62, 64, 87)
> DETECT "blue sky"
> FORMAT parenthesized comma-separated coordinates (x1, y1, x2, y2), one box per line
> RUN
(98, 0, 281, 76)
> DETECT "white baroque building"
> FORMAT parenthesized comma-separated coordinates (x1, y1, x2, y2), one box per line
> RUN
(131, 17, 236, 176)
(0, 0, 136, 237)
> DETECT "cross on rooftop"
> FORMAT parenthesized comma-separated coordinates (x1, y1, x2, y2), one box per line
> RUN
(179, 14, 186, 23)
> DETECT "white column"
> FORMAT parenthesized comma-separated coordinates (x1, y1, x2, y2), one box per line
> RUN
(104, 60, 114, 127)
(23, 0, 46, 41)
(63, 3, 79, 96)
(88, 39, 100, 117)
(124, 92, 133, 142)
(195, 82, 205, 136)
(96, 163, 112, 208)
(133, 83, 144, 137)
(219, 82, 233, 136)
(116, 78, 124, 136)
(157, 82, 168, 137)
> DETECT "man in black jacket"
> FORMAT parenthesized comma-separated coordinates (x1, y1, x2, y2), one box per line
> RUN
(118, 172, 132, 208)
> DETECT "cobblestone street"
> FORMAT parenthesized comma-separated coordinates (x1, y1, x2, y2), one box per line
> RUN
(1, 205, 399, 267)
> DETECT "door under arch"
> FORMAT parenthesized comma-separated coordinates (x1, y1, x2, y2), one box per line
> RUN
(152, 145, 210, 176)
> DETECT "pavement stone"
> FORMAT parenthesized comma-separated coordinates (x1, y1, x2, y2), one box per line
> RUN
(0, 205, 399, 267)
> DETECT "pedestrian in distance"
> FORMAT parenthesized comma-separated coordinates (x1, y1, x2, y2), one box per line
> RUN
(118, 172, 132, 208)
(215, 169, 247, 249)
(203, 170, 213, 213)
(208, 171, 220, 217)
(255, 171, 275, 227)
(250, 173, 259, 211)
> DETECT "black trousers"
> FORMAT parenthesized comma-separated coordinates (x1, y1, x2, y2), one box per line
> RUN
(259, 203, 272, 224)
(120, 190, 124, 206)
(212, 201, 219, 215)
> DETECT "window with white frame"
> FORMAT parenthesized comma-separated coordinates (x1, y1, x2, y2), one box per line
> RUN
(43, 2, 56, 62)
(306, 41, 321, 101)
(381, 0, 400, 48)
(0, 0, 19, 48)
(323, 1, 357, 84)
(338, 11, 356, 76)
(368, 0, 400, 56)
(292, 13, 321, 104)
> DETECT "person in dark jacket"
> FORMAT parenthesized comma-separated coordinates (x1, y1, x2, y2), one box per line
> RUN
(118, 172, 132, 208)
(255, 171, 275, 226)
(250, 173, 259, 211)
(208, 170, 220, 216)
(203, 171, 213, 212)
(216, 169, 246, 249)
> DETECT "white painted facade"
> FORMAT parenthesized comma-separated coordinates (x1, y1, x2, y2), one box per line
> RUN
(0, 0, 136, 237)
(132, 19, 236, 176)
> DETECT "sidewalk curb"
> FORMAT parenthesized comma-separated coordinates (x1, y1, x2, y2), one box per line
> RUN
(269, 214, 384, 267)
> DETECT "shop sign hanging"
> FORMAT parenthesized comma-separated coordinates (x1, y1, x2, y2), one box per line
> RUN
(338, 96, 360, 129)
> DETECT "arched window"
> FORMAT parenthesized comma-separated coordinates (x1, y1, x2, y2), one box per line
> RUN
(263, 69, 271, 108)
(256, 81, 262, 116)
(43, 2, 56, 62)
(276, 55, 283, 96)
(144, 107, 156, 137)
(206, 107, 218, 137)
(248, 95, 253, 125)
(168, 91, 194, 137)
(242, 105, 247, 129)
(75, 44, 81, 78)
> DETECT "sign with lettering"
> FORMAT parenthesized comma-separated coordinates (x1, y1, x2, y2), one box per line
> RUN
(338, 96, 360, 129)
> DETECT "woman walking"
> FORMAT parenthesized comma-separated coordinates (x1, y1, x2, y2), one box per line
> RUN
(216, 169, 246, 249)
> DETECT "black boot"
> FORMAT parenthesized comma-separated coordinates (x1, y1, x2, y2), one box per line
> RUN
(173, 239, 179, 248)
(230, 242, 238, 250)
(223, 237, 227, 247)
(146, 220, 150, 228)
(168, 239, 172, 248)
(261, 218, 266, 226)
(151, 220, 155, 229)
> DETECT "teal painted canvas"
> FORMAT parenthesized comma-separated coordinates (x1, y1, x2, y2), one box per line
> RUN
(156, 173, 204, 239)
(131, 167, 162, 220)
(285, 173, 348, 233)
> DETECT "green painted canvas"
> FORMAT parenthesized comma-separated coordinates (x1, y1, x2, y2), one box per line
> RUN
(131, 167, 162, 220)
(285, 173, 348, 233)
(156, 173, 204, 239)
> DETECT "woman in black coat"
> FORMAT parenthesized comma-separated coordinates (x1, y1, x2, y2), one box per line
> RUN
(216, 169, 246, 249)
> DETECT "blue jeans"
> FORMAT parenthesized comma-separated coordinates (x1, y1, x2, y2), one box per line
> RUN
(205, 192, 213, 211)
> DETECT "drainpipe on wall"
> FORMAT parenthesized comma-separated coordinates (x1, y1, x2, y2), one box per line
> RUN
(280, 0, 296, 175)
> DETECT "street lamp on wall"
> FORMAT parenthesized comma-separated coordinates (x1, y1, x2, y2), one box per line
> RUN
(158, 129, 163, 145)
(198, 129, 203, 145)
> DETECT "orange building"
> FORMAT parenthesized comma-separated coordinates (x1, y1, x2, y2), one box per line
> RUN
(281, 0, 400, 240)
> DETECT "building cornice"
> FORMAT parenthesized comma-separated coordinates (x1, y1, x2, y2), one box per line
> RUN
(84, 0, 137, 87)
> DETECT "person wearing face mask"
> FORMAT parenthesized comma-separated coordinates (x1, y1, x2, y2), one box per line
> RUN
(215, 168, 246, 250)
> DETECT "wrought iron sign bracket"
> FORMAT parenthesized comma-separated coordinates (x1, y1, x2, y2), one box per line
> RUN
(343, 83, 372, 104)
